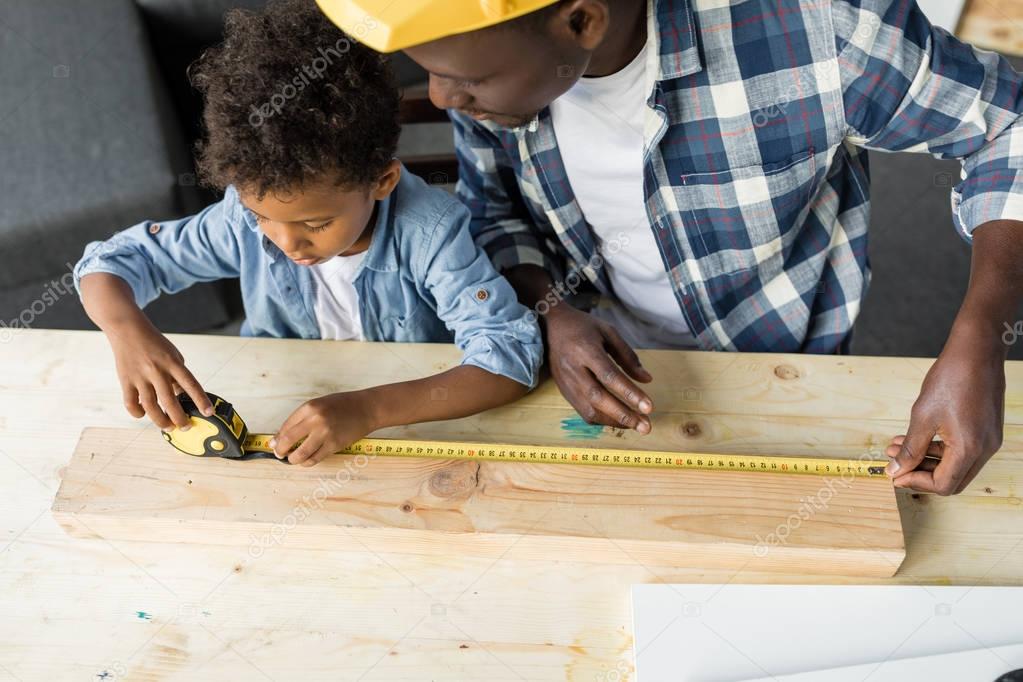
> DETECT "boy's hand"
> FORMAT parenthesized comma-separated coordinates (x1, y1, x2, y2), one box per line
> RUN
(271, 392, 379, 467)
(109, 325, 213, 430)
(544, 304, 654, 433)
(80, 273, 212, 430)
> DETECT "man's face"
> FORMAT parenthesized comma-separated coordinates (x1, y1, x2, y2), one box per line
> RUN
(239, 162, 400, 266)
(405, 23, 589, 128)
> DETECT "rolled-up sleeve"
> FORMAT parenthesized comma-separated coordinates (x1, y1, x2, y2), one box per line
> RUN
(73, 188, 245, 307)
(450, 109, 565, 278)
(833, 0, 1023, 240)
(417, 199, 543, 388)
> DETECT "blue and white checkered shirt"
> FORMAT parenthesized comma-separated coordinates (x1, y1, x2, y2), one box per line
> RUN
(452, 0, 1023, 353)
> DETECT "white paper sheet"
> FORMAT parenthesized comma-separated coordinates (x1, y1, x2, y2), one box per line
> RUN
(740, 644, 1023, 682)
(632, 584, 1023, 682)
(916, 0, 967, 32)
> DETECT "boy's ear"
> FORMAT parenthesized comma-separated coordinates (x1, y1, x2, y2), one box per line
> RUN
(370, 160, 402, 201)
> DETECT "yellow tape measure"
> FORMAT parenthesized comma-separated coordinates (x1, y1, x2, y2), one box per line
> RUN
(164, 394, 888, 478)
(242, 433, 888, 478)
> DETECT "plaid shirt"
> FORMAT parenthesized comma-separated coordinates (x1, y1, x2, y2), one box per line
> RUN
(452, 0, 1023, 353)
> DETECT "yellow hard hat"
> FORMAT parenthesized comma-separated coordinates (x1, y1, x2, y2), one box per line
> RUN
(315, 0, 560, 52)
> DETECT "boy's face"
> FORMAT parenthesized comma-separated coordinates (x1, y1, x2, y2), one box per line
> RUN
(240, 161, 400, 266)
(404, 3, 607, 128)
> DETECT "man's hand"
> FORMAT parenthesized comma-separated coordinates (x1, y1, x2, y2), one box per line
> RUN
(885, 219, 1022, 495)
(885, 327, 1006, 495)
(545, 304, 654, 432)
(270, 392, 379, 467)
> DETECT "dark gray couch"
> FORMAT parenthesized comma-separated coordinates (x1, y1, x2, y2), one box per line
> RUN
(0, 0, 424, 335)
(0, 1, 251, 333)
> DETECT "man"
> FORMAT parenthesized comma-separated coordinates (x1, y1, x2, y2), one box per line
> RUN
(317, 0, 1023, 495)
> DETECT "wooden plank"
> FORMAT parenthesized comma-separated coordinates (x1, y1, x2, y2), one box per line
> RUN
(52, 427, 906, 577)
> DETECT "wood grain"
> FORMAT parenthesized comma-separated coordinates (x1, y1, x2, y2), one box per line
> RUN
(960, 0, 1023, 57)
(3, 330, 1022, 681)
(52, 428, 905, 577)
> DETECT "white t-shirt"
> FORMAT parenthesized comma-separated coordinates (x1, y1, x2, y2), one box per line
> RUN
(549, 34, 699, 350)
(308, 252, 367, 341)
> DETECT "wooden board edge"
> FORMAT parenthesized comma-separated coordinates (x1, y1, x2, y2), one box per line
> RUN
(50, 511, 906, 578)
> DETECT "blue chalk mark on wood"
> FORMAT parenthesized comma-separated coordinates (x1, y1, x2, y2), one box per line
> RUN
(560, 415, 604, 440)
(135, 611, 152, 620)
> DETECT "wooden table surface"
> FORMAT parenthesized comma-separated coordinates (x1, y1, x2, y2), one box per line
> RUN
(960, 0, 1023, 57)
(1, 329, 1021, 681)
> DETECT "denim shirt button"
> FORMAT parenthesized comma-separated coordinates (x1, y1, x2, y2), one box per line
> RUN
(148, 223, 161, 235)
(475, 288, 489, 302)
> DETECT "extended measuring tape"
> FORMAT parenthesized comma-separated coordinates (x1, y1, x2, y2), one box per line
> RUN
(162, 393, 889, 478)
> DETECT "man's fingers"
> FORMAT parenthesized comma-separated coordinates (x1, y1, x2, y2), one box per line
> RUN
(173, 367, 213, 417)
(892, 469, 937, 493)
(886, 420, 936, 477)
(929, 448, 972, 496)
(894, 447, 969, 496)
(566, 400, 620, 428)
(597, 361, 650, 417)
(601, 325, 653, 385)
(563, 383, 618, 428)
(885, 436, 945, 459)
(590, 356, 653, 417)
(954, 459, 986, 495)
(577, 373, 650, 434)
(885, 438, 944, 473)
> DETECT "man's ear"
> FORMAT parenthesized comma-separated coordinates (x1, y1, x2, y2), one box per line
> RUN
(548, 0, 610, 52)
(371, 159, 402, 200)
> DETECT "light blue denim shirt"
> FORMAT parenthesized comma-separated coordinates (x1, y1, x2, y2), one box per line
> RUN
(74, 167, 542, 387)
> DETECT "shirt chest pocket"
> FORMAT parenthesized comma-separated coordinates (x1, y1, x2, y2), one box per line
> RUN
(676, 149, 818, 279)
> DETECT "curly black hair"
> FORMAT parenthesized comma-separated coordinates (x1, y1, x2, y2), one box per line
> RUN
(190, 0, 400, 197)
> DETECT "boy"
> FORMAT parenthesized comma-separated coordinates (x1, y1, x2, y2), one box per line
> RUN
(74, 0, 542, 467)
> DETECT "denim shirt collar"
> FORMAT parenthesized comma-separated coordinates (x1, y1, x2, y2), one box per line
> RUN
(240, 185, 400, 274)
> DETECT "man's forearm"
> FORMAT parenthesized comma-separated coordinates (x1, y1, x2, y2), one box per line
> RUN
(953, 219, 1023, 355)
(504, 264, 556, 309)
(503, 264, 579, 328)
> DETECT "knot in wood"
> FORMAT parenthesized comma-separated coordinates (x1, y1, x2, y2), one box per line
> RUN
(429, 461, 479, 498)
(773, 364, 800, 380)
(681, 421, 702, 438)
